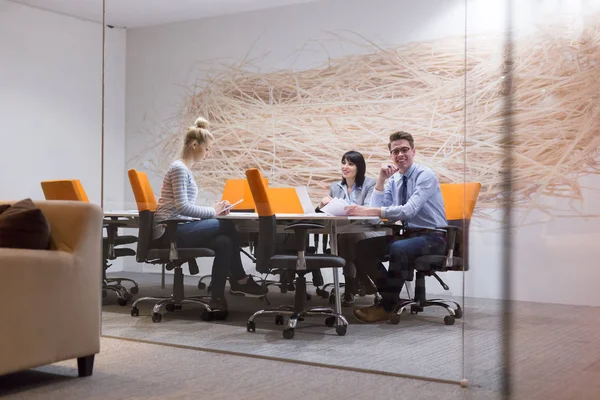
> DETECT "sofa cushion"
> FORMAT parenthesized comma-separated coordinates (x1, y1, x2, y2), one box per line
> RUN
(0, 198, 50, 250)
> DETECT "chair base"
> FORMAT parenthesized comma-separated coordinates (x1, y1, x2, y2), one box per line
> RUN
(246, 274, 348, 339)
(129, 266, 225, 323)
(390, 297, 463, 326)
(246, 306, 349, 339)
(130, 295, 220, 323)
(197, 274, 212, 290)
(105, 277, 139, 294)
(102, 282, 132, 306)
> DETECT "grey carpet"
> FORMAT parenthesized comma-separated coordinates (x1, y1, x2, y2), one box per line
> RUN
(98, 272, 600, 399)
(0, 337, 495, 400)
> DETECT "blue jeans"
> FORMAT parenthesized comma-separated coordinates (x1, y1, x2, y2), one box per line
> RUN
(354, 233, 447, 311)
(174, 219, 247, 297)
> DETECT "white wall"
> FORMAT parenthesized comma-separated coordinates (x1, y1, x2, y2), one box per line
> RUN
(123, 0, 600, 306)
(0, 0, 127, 270)
(0, 0, 126, 211)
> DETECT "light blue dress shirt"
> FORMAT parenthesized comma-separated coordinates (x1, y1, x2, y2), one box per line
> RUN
(369, 163, 447, 229)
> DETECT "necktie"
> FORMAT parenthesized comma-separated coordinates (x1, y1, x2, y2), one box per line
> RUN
(400, 175, 408, 228)
(400, 175, 408, 206)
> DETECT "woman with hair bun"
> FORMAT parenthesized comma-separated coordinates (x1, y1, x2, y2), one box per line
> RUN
(153, 117, 268, 315)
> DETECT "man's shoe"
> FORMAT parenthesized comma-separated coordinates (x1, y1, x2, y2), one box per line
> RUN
(209, 296, 228, 312)
(353, 305, 391, 323)
(342, 291, 355, 307)
(356, 271, 378, 295)
(229, 275, 269, 297)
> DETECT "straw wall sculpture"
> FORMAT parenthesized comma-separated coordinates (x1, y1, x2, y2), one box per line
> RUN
(135, 17, 599, 220)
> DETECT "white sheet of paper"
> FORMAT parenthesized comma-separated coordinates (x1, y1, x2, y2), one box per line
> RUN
(320, 197, 350, 216)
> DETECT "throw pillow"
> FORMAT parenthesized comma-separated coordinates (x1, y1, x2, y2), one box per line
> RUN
(0, 198, 50, 250)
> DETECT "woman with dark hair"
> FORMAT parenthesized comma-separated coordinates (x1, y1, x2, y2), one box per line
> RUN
(316, 150, 383, 306)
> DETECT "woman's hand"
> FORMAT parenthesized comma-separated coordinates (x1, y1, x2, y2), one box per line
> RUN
(319, 196, 333, 209)
(214, 200, 231, 216)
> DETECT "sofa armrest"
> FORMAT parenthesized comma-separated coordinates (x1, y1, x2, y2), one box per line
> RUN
(0, 249, 101, 376)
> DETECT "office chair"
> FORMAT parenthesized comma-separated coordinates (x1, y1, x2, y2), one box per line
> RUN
(195, 178, 262, 292)
(244, 168, 348, 339)
(316, 233, 380, 304)
(41, 179, 139, 305)
(389, 182, 481, 325)
(127, 169, 222, 322)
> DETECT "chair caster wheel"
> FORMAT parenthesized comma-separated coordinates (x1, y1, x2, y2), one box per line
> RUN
(390, 314, 401, 325)
(117, 297, 128, 306)
(102, 290, 107, 299)
(201, 310, 213, 321)
(287, 283, 296, 292)
(280, 286, 288, 294)
(306, 293, 312, 301)
(335, 325, 347, 336)
(213, 310, 228, 321)
(282, 328, 295, 339)
(316, 288, 328, 299)
(275, 315, 284, 325)
(130, 286, 139, 295)
(197, 281, 206, 290)
(328, 292, 335, 305)
(130, 307, 139, 317)
(325, 316, 336, 327)
(247, 321, 256, 332)
(166, 303, 175, 312)
(358, 289, 366, 297)
(454, 309, 463, 319)
(444, 315, 455, 325)
(152, 313, 162, 323)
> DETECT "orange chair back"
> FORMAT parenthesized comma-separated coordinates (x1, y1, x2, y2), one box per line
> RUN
(41, 180, 90, 202)
(221, 178, 268, 211)
(266, 188, 304, 214)
(245, 169, 274, 217)
(440, 182, 481, 221)
(127, 169, 157, 212)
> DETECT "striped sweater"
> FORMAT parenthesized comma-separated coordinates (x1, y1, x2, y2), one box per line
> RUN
(153, 160, 215, 239)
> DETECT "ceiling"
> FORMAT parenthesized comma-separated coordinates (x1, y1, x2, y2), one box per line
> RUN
(8, 0, 323, 28)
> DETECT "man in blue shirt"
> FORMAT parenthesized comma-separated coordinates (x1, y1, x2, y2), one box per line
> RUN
(345, 131, 447, 323)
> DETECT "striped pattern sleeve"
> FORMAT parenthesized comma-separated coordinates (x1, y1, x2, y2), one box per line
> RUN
(168, 163, 215, 219)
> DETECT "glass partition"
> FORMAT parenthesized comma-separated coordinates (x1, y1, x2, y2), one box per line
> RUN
(505, 1, 600, 399)
(100, 0, 489, 389)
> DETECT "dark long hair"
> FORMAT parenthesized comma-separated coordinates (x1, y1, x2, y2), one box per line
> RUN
(341, 150, 366, 187)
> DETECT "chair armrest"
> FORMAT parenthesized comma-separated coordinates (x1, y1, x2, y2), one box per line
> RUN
(158, 218, 195, 260)
(435, 225, 462, 260)
(283, 222, 325, 252)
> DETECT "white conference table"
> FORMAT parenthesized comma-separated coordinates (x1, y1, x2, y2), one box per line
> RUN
(104, 210, 386, 317)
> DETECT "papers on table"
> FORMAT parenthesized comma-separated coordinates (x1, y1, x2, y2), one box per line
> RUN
(320, 197, 350, 216)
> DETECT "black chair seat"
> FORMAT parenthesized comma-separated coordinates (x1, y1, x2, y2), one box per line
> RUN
(103, 235, 137, 246)
(415, 255, 464, 272)
(147, 247, 215, 261)
(270, 254, 346, 270)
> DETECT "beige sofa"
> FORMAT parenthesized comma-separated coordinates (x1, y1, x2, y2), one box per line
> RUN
(0, 200, 103, 377)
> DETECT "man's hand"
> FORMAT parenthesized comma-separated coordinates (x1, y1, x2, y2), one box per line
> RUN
(376, 163, 399, 190)
(345, 205, 381, 216)
(379, 164, 399, 180)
